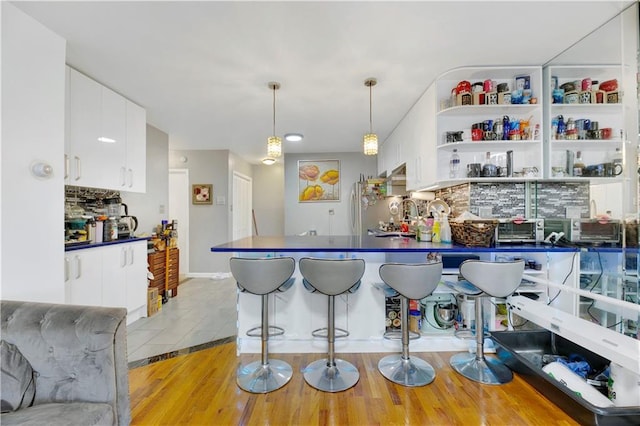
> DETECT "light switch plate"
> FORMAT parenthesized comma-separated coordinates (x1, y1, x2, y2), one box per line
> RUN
(216, 196, 225, 205)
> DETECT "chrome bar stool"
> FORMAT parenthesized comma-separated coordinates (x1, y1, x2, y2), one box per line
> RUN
(449, 259, 525, 385)
(378, 262, 443, 387)
(299, 257, 365, 392)
(230, 256, 296, 393)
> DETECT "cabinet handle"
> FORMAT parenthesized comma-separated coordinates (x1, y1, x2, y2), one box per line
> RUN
(75, 255, 81, 279)
(64, 154, 69, 179)
(128, 168, 133, 188)
(121, 248, 127, 267)
(74, 156, 81, 181)
(120, 167, 126, 187)
(64, 257, 69, 282)
(129, 247, 134, 265)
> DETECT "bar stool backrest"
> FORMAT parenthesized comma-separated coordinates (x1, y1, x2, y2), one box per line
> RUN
(230, 257, 295, 295)
(459, 259, 525, 298)
(299, 257, 365, 296)
(379, 262, 443, 300)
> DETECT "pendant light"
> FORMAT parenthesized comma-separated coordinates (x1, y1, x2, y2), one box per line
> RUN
(363, 77, 378, 156)
(266, 81, 282, 158)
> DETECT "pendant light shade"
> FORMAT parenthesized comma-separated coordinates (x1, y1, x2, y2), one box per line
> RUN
(363, 78, 378, 156)
(266, 82, 282, 158)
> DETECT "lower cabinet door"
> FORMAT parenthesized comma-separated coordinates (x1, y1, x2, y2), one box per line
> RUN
(66, 249, 103, 306)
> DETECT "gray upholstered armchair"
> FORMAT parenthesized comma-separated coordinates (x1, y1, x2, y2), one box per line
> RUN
(0, 300, 130, 425)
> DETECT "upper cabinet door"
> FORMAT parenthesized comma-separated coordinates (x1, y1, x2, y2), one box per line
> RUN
(125, 100, 146, 193)
(99, 85, 127, 189)
(67, 67, 101, 187)
(66, 66, 146, 192)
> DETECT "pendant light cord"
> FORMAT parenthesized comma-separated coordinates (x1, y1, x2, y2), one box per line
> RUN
(272, 86, 277, 136)
(369, 84, 373, 133)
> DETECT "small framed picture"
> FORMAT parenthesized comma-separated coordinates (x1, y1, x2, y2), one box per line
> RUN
(192, 184, 213, 204)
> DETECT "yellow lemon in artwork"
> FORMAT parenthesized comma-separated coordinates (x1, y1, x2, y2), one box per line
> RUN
(300, 185, 324, 201)
(320, 169, 339, 185)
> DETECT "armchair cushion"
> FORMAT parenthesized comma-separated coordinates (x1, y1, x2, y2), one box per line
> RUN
(1, 340, 35, 412)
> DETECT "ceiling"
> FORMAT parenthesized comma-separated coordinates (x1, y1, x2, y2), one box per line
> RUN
(13, 1, 635, 165)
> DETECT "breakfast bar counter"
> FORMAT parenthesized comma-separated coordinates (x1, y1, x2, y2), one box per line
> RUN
(211, 236, 636, 357)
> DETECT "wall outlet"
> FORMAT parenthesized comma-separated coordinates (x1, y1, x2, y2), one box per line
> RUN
(159, 204, 165, 214)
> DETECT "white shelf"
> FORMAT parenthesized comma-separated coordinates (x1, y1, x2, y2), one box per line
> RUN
(438, 104, 540, 116)
(438, 140, 540, 151)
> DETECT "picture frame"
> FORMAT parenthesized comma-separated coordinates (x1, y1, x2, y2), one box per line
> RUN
(298, 159, 340, 202)
(192, 184, 213, 204)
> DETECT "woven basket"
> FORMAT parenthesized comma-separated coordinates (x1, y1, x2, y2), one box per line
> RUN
(450, 220, 498, 247)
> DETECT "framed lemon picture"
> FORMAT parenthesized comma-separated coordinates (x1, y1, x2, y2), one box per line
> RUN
(298, 160, 340, 202)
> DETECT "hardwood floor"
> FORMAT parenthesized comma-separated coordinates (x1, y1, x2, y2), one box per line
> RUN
(129, 342, 579, 425)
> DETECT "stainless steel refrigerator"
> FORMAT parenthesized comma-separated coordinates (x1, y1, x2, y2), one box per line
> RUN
(350, 181, 397, 236)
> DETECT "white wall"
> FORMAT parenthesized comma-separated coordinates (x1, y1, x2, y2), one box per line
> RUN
(169, 149, 240, 274)
(120, 124, 169, 235)
(252, 163, 284, 236)
(284, 152, 377, 236)
(1, 3, 66, 301)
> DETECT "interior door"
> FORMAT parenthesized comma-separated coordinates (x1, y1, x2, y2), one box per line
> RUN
(232, 172, 252, 241)
(169, 169, 189, 277)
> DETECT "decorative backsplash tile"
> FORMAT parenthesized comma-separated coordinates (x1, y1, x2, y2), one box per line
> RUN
(531, 181, 590, 218)
(436, 181, 590, 219)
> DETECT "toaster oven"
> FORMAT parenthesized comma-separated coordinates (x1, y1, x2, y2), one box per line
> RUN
(544, 218, 621, 245)
(495, 218, 545, 244)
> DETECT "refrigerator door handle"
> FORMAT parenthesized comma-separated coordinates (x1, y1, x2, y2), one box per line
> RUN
(350, 186, 356, 234)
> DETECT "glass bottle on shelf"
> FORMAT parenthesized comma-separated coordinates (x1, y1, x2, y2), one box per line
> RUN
(481, 151, 497, 177)
(573, 151, 585, 177)
(449, 149, 460, 179)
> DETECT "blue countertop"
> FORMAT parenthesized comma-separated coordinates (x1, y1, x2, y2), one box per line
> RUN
(209, 235, 625, 253)
(65, 236, 150, 252)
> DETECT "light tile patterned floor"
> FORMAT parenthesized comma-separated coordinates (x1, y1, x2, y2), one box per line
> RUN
(126, 277, 237, 362)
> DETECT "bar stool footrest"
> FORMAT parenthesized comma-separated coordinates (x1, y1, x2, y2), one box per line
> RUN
(246, 325, 285, 338)
(383, 330, 420, 341)
(311, 327, 349, 339)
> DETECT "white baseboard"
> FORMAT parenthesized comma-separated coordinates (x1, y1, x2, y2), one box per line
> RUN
(185, 272, 233, 280)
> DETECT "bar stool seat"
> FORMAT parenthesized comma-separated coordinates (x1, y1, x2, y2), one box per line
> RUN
(230, 256, 296, 393)
(299, 257, 365, 393)
(377, 262, 443, 387)
(448, 259, 525, 385)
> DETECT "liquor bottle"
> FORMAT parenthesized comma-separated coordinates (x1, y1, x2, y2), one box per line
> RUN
(449, 149, 461, 178)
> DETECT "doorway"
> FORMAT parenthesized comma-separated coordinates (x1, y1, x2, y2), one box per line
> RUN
(232, 172, 252, 241)
(169, 168, 189, 278)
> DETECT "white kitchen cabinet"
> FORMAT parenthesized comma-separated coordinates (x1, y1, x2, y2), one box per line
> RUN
(65, 249, 103, 307)
(125, 242, 148, 316)
(101, 245, 128, 309)
(65, 241, 148, 324)
(124, 100, 147, 192)
(66, 66, 146, 192)
(405, 85, 437, 191)
(434, 66, 544, 188)
(378, 135, 404, 178)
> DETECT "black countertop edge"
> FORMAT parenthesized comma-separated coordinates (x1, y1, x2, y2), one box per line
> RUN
(65, 236, 150, 252)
